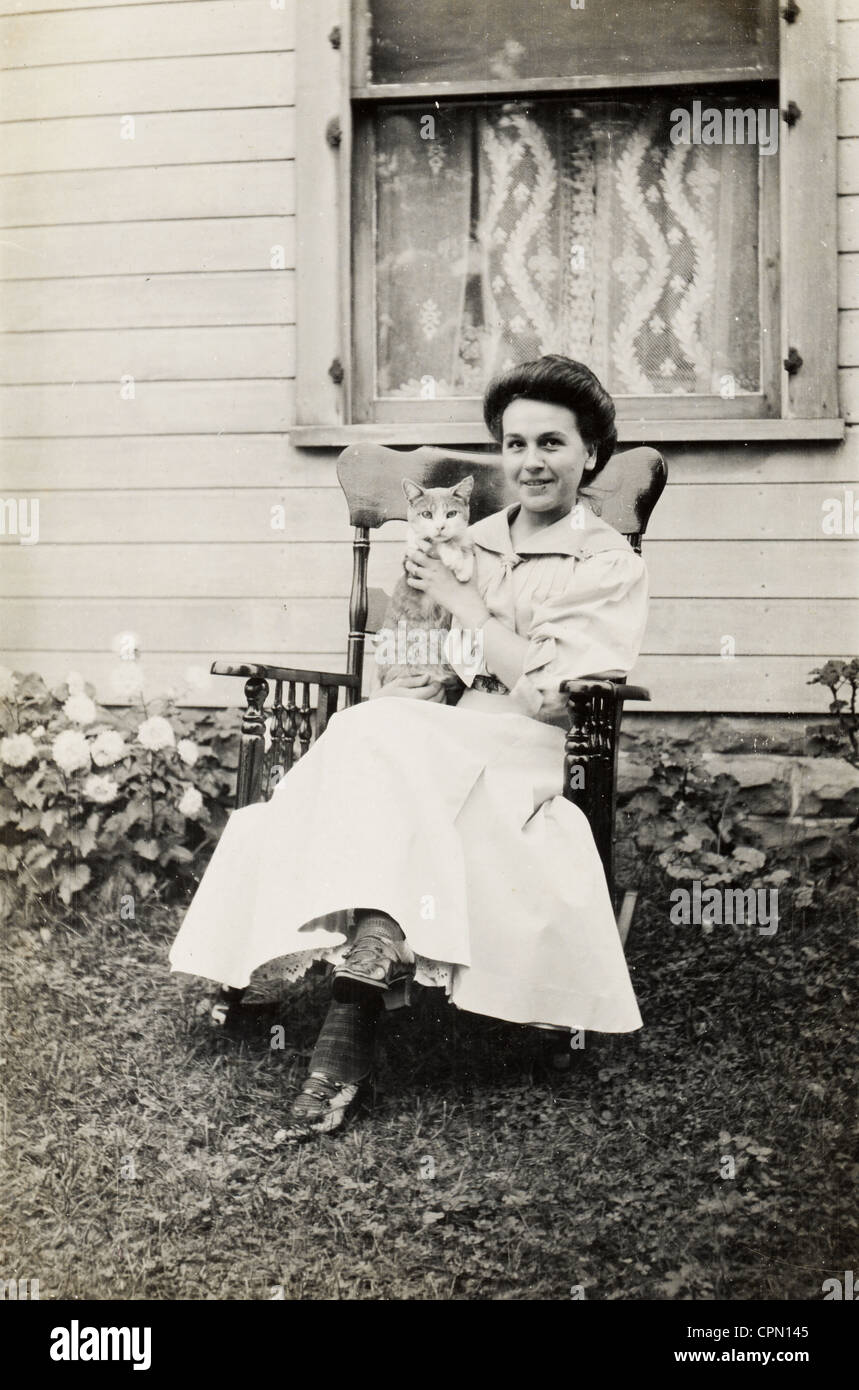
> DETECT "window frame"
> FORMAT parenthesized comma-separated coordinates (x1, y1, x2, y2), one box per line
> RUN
(293, 0, 842, 444)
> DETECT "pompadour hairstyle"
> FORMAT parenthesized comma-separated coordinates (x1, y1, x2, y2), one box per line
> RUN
(483, 355, 618, 478)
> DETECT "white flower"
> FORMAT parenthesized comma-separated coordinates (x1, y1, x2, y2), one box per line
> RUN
(66, 671, 86, 696)
(83, 773, 119, 805)
(32, 725, 46, 738)
(0, 667, 17, 701)
(91, 729, 128, 767)
(52, 728, 92, 775)
(177, 738, 200, 768)
(178, 785, 203, 819)
(0, 732, 37, 767)
(137, 715, 175, 752)
(109, 663, 145, 700)
(63, 693, 97, 726)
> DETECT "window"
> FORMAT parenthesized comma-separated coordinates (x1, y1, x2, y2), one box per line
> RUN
(294, 0, 840, 442)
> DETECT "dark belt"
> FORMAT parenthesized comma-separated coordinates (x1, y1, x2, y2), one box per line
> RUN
(472, 674, 510, 695)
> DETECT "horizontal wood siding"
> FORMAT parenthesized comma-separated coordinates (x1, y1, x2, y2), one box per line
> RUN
(0, 1, 857, 716)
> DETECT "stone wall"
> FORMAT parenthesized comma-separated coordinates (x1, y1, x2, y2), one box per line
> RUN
(618, 715, 859, 858)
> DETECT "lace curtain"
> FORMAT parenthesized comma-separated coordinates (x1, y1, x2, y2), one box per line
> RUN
(375, 98, 761, 400)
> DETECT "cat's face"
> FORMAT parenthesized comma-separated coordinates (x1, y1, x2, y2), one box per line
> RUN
(402, 477, 473, 542)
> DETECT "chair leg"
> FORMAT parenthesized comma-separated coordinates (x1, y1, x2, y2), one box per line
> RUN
(210, 985, 246, 1026)
(616, 890, 638, 947)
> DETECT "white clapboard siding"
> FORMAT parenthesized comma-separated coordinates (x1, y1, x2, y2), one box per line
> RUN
(629, 657, 849, 714)
(0, 109, 296, 177)
(644, 541, 859, 599)
(0, 161, 294, 227)
(839, 368, 859, 418)
(0, 326, 296, 384)
(651, 436, 859, 482)
(3, 437, 859, 492)
(0, 1, 295, 67)
(0, 380, 295, 434)
(0, 542, 359, 599)
(839, 194, 859, 251)
(0, 272, 296, 332)
(639, 485, 859, 541)
(841, 253, 859, 306)
(840, 80, 859, 135)
(841, 308, 859, 362)
(2, 597, 853, 659)
(4, 483, 859, 545)
(0, 220, 295, 279)
(0, 487, 350, 544)
(840, 138, 859, 194)
(0, 649, 839, 714)
(0, 539, 855, 602)
(0, 52, 294, 122)
(840, 21, 859, 76)
(0, 434, 332, 490)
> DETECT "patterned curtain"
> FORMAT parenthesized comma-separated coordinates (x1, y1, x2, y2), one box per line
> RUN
(375, 98, 761, 400)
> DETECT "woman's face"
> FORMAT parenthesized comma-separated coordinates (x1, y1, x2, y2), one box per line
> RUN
(500, 397, 596, 522)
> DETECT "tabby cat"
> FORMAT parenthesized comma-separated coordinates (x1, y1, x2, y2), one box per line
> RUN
(375, 476, 475, 693)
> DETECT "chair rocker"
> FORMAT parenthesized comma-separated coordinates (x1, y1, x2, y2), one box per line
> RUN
(208, 441, 667, 1026)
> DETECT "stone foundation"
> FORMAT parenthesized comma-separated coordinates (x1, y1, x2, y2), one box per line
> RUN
(618, 714, 859, 848)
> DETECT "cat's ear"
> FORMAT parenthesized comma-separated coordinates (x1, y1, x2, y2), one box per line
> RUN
(452, 475, 475, 502)
(402, 478, 425, 504)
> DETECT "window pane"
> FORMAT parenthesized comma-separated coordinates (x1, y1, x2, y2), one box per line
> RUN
(365, 0, 778, 86)
(374, 95, 766, 401)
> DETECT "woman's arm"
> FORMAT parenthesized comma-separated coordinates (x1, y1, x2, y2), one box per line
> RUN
(405, 552, 529, 690)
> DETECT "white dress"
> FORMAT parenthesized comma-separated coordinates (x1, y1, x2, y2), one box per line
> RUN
(169, 501, 649, 1033)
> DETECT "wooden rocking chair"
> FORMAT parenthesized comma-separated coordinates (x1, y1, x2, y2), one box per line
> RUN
(208, 442, 667, 1024)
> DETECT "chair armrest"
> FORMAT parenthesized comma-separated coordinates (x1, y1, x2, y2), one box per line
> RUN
(560, 677, 649, 893)
(561, 677, 650, 704)
(211, 660, 359, 691)
(212, 662, 360, 809)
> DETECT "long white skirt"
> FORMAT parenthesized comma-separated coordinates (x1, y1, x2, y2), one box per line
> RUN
(168, 690, 642, 1032)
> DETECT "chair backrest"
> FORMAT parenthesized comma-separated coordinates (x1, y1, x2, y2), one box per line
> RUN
(335, 442, 668, 693)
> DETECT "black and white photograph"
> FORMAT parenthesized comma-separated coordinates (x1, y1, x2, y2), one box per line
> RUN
(1, 0, 856, 1336)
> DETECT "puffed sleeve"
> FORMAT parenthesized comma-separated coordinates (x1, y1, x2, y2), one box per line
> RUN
(507, 549, 649, 720)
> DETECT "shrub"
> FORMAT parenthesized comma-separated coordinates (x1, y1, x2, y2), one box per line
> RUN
(0, 668, 236, 919)
(617, 730, 790, 891)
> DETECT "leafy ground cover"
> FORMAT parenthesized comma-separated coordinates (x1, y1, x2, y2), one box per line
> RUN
(2, 880, 855, 1302)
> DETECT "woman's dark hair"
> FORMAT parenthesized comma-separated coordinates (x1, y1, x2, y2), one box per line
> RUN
(483, 355, 617, 478)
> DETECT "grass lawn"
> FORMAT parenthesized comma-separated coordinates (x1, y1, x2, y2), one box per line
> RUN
(2, 884, 855, 1301)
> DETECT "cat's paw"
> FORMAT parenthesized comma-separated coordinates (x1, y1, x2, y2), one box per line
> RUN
(454, 553, 475, 583)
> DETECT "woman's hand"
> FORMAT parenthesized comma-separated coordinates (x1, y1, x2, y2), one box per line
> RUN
(405, 552, 489, 629)
(370, 673, 447, 702)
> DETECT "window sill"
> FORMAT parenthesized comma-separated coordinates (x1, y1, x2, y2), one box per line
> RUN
(290, 419, 846, 447)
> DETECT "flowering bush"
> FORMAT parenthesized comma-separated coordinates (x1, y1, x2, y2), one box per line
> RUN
(0, 668, 237, 917)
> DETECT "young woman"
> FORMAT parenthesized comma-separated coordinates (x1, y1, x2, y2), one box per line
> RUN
(169, 355, 649, 1140)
